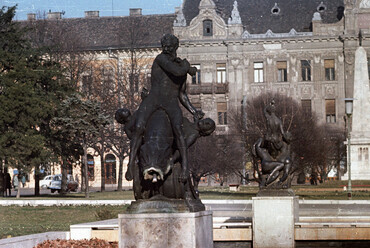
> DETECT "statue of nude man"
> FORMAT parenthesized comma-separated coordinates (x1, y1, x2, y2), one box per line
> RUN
(125, 34, 204, 182)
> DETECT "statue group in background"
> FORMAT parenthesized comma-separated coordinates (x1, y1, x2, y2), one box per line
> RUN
(252, 100, 293, 190)
(115, 34, 215, 212)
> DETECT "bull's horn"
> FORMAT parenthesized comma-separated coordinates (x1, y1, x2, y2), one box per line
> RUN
(152, 174, 158, 183)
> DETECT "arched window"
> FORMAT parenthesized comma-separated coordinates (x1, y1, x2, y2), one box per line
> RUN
(203, 19, 213, 36)
(104, 154, 116, 184)
(87, 154, 94, 181)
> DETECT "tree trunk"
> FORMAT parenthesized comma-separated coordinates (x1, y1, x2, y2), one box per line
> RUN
(100, 149, 105, 192)
(117, 155, 124, 191)
(16, 186, 20, 198)
(80, 163, 86, 192)
(83, 140, 89, 198)
(61, 158, 68, 195)
(34, 166, 40, 196)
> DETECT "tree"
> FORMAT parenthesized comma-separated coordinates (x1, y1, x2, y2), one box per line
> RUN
(0, 6, 68, 197)
(187, 135, 221, 190)
(227, 93, 343, 185)
(51, 94, 109, 197)
(103, 16, 152, 191)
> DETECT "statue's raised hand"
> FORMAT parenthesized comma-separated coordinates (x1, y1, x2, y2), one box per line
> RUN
(194, 110, 205, 121)
(188, 66, 197, 76)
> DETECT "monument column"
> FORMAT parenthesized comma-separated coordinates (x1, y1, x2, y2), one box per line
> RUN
(343, 46, 370, 180)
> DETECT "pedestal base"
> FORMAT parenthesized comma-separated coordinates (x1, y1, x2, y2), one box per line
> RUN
(118, 210, 213, 248)
(253, 196, 299, 248)
(126, 195, 205, 214)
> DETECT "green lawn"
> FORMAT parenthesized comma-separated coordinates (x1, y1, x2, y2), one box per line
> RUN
(0, 205, 127, 239)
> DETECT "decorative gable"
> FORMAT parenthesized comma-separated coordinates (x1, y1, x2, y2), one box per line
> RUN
(174, 0, 227, 40)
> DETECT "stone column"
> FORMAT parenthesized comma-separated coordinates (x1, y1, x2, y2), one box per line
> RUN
(343, 46, 370, 180)
(119, 210, 213, 248)
(252, 196, 299, 248)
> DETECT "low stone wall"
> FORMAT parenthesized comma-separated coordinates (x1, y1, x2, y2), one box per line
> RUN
(0, 232, 69, 248)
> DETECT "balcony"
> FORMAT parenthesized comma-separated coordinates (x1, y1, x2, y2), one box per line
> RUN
(188, 83, 228, 95)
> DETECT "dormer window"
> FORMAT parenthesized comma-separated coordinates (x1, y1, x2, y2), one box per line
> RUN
(317, 2, 327, 12)
(271, 3, 280, 15)
(203, 19, 213, 36)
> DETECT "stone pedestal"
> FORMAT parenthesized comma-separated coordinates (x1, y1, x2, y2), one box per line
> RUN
(253, 196, 299, 248)
(119, 210, 213, 248)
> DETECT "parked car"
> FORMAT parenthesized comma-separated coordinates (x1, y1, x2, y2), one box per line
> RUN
(49, 174, 78, 193)
(40, 175, 53, 189)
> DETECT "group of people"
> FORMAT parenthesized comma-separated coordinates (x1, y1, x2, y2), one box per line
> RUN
(0, 168, 27, 197)
(0, 168, 12, 197)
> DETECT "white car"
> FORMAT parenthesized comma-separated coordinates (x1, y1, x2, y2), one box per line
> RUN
(49, 174, 79, 193)
(40, 175, 53, 189)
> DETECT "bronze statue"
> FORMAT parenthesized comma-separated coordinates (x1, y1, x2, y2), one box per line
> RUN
(125, 34, 204, 183)
(252, 100, 293, 190)
(115, 34, 214, 212)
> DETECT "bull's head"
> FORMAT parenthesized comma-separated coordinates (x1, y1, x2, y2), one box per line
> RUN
(139, 141, 172, 183)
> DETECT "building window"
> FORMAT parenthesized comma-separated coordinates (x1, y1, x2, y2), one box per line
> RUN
(103, 66, 114, 76)
(325, 99, 336, 123)
(203, 19, 213, 36)
(254, 62, 264, 83)
(271, 3, 280, 15)
(129, 73, 139, 92)
(301, 100, 312, 115)
(277, 61, 287, 82)
(104, 154, 116, 184)
(87, 154, 94, 181)
(317, 2, 327, 12)
(368, 58, 370, 79)
(217, 102, 227, 125)
(301, 60, 311, 81)
(103, 78, 114, 94)
(365, 148, 369, 161)
(216, 63, 226, 83)
(324, 59, 335, 81)
(192, 65, 201, 84)
(82, 75, 92, 96)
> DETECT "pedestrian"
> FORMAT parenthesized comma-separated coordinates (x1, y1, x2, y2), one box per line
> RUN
(12, 173, 19, 192)
(0, 168, 4, 197)
(21, 175, 26, 188)
(4, 168, 11, 197)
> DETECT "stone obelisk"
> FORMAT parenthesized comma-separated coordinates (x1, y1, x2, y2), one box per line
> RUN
(343, 46, 370, 180)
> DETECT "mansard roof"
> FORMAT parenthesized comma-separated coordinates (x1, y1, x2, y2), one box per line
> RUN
(23, 14, 176, 51)
(183, 0, 344, 33)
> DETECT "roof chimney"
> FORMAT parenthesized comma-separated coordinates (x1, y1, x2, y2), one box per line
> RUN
(129, 8, 142, 16)
(27, 13, 36, 21)
(47, 12, 62, 20)
(85, 11, 99, 18)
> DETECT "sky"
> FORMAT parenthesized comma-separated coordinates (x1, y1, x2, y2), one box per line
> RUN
(1, 0, 183, 20)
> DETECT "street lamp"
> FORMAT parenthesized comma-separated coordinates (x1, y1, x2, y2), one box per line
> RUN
(344, 98, 354, 199)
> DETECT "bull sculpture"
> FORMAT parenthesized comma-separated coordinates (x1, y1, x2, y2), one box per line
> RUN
(115, 107, 215, 212)
(114, 33, 215, 213)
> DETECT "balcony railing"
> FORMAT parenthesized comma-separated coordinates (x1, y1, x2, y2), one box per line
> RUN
(188, 83, 228, 94)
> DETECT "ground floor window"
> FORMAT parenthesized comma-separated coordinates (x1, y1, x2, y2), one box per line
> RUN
(87, 154, 94, 181)
(104, 154, 116, 184)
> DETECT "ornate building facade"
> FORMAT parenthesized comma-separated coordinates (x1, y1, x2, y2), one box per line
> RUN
(175, 0, 370, 134)
(18, 0, 370, 187)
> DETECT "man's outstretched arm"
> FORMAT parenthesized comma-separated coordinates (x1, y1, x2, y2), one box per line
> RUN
(179, 82, 204, 119)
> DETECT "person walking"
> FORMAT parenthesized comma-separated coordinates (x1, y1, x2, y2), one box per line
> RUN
(12, 173, 19, 192)
(0, 168, 4, 197)
(4, 169, 11, 197)
(21, 175, 26, 187)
